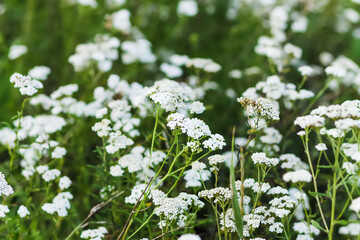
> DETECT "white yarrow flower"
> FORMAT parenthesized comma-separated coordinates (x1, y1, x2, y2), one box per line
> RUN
(350, 197, 360, 213)
(59, 176, 72, 190)
(315, 143, 327, 151)
(17, 205, 30, 218)
(10, 73, 43, 96)
(0, 172, 14, 197)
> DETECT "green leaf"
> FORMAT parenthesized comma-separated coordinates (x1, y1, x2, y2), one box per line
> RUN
(311, 220, 327, 232)
(231, 127, 243, 238)
(335, 220, 348, 225)
(317, 165, 333, 169)
(308, 191, 329, 198)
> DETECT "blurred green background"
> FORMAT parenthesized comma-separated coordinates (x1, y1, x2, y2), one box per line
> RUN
(1, 0, 360, 126)
(1, 1, 360, 238)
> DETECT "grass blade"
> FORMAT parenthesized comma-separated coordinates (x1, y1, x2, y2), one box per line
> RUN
(231, 126, 243, 238)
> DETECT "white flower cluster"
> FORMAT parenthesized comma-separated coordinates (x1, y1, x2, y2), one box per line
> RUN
(17, 135, 65, 179)
(28, 66, 51, 81)
(41, 192, 73, 217)
(198, 187, 232, 204)
(208, 154, 225, 166)
(68, 34, 120, 72)
(0, 205, 10, 218)
(105, 131, 134, 154)
(279, 154, 309, 170)
(92, 119, 112, 137)
(125, 184, 146, 204)
(80, 227, 108, 240)
(267, 186, 289, 195)
(241, 194, 295, 234)
(160, 62, 183, 79)
(177, 0, 198, 17)
(185, 141, 202, 154)
(15, 115, 66, 138)
(186, 58, 221, 73)
(203, 134, 226, 150)
(255, 36, 303, 72)
(8, 44, 27, 60)
(121, 38, 156, 64)
(289, 188, 309, 221)
(350, 197, 360, 213)
(17, 205, 30, 218)
(92, 119, 134, 154)
(59, 176, 72, 190)
(167, 113, 211, 139)
(10, 73, 43, 96)
(178, 234, 201, 240)
(0, 172, 14, 197)
(52, 146, 66, 159)
(220, 208, 237, 232)
(259, 127, 282, 145)
(233, 177, 300, 236)
(108, 9, 131, 34)
(36, 165, 61, 182)
(294, 115, 324, 129)
(315, 143, 327, 151)
(251, 152, 279, 166)
(238, 97, 280, 122)
(110, 146, 165, 179)
(148, 79, 192, 112)
(282, 170, 312, 183)
(184, 162, 211, 188)
(69, 0, 98, 8)
(338, 223, 360, 236)
(310, 100, 360, 120)
(293, 222, 320, 240)
(298, 66, 314, 76)
(324, 56, 360, 93)
(151, 191, 204, 228)
(250, 75, 314, 103)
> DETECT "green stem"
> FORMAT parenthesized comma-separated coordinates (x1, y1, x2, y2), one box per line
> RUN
(10, 97, 28, 170)
(304, 130, 329, 232)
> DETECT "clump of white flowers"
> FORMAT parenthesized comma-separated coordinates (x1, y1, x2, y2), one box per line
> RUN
(251, 152, 279, 166)
(294, 115, 324, 129)
(0, 205, 10, 218)
(167, 113, 212, 139)
(0, 172, 14, 197)
(186, 58, 221, 72)
(41, 192, 73, 217)
(59, 176, 72, 190)
(282, 170, 312, 183)
(178, 234, 201, 240)
(92, 119, 112, 137)
(8, 44, 27, 60)
(198, 187, 232, 204)
(338, 223, 360, 236)
(177, 0, 198, 17)
(208, 154, 225, 166)
(105, 131, 133, 154)
(184, 161, 211, 188)
(28, 66, 51, 80)
(293, 222, 320, 239)
(238, 97, 280, 122)
(315, 143, 327, 151)
(68, 34, 120, 72)
(151, 191, 204, 229)
(147, 79, 191, 112)
(80, 227, 108, 240)
(349, 197, 360, 213)
(10, 73, 43, 96)
(17, 205, 30, 218)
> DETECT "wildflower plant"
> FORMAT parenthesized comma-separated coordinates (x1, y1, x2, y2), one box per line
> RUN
(1, 1, 360, 239)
